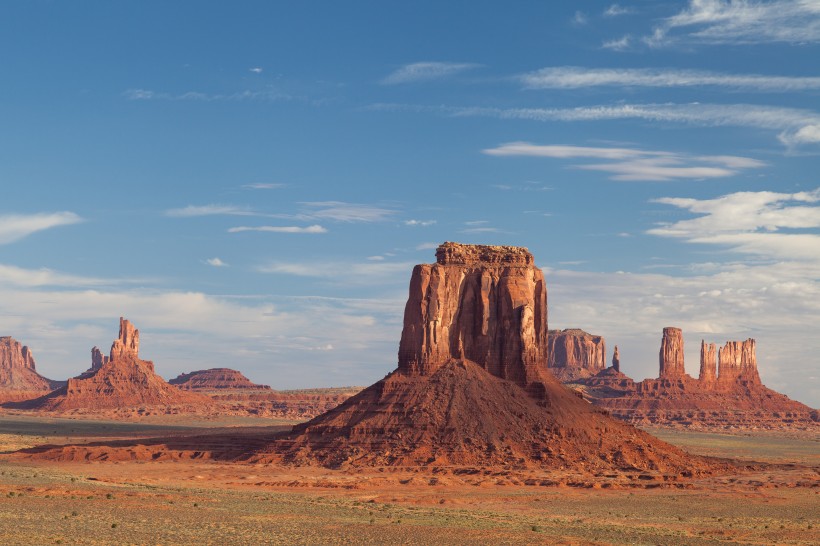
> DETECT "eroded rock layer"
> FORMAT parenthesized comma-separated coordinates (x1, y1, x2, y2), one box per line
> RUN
(659, 327, 686, 379)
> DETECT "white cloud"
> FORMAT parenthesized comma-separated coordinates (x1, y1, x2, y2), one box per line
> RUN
(404, 219, 436, 227)
(227, 225, 327, 234)
(602, 35, 632, 50)
(520, 67, 820, 91)
(258, 260, 415, 283)
(483, 142, 766, 181)
(604, 4, 634, 17)
(205, 257, 229, 267)
(647, 0, 820, 46)
(124, 87, 290, 101)
(381, 62, 479, 84)
(299, 201, 397, 222)
(573, 11, 589, 25)
(165, 204, 254, 217)
(648, 188, 820, 262)
(249, 67, 263, 74)
(242, 183, 285, 189)
(0, 263, 130, 288)
(416, 242, 439, 251)
(0, 212, 83, 244)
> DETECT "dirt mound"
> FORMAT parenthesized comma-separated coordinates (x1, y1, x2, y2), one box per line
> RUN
(169, 368, 270, 390)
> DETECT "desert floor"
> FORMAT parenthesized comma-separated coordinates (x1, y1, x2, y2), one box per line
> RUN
(0, 413, 817, 545)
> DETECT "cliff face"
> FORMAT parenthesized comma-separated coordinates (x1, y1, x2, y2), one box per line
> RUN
(658, 327, 686, 379)
(547, 329, 606, 381)
(0, 336, 62, 397)
(717, 339, 760, 387)
(398, 242, 549, 388)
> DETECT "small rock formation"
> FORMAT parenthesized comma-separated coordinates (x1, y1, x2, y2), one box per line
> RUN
(398, 242, 549, 390)
(9, 318, 208, 411)
(89, 346, 109, 373)
(261, 243, 709, 474)
(569, 328, 816, 431)
(658, 327, 686, 379)
(0, 336, 63, 401)
(698, 341, 717, 387)
(717, 339, 760, 387)
(612, 345, 620, 372)
(547, 329, 606, 381)
(169, 368, 271, 390)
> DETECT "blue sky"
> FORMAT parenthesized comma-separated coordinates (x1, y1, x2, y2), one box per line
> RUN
(1, 1, 818, 405)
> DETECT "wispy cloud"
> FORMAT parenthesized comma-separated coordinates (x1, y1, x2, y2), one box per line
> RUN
(124, 87, 291, 101)
(404, 219, 436, 227)
(373, 101, 820, 148)
(416, 242, 439, 251)
(299, 201, 397, 222)
(0, 263, 132, 288)
(0, 212, 83, 244)
(483, 142, 766, 181)
(520, 67, 820, 91)
(648, 188, 820, 262)
(572, 11, 589, 26)
(258, 260, 414, 283)
(228, 225, 327, 234)
(249, 67, 263, 74)
(205, 257, 229, 267)
(646, 0, 820, 46)
(165, 204, 254, 217)
(604, 4, 634, 17)
(602, 35, 632, 50)
(242, 183, 285, 190)
(381, 62, 479, 84)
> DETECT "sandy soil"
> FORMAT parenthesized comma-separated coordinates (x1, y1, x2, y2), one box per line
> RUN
(0, 415, 817, 545)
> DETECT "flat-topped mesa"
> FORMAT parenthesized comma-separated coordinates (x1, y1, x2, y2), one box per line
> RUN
(547, 329, 606, 381)
(398, 242, 548, 388)
(717, 339, 760, 387)
(109, 317, 139, 362)
(658, 327, 686, 380)
(699, 341, 717, 386)
(435, 241, 534, 267)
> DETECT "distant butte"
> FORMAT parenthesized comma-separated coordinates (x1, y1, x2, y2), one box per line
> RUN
(7, 318, 209, 411)
(169, 368, 271, 390)
(0, 336, 64, 402)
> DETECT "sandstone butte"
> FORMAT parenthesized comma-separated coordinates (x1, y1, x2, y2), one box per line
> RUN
(169, 368, 271, 390)
(547, 329, 606, 381)
(8, 318, 209, 411)
(246, 242, 713, 474)
(0, 336, 64, 402)
(561, 328, 818, 430)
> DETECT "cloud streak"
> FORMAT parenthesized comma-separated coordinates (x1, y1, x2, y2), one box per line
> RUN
(0, 212, 83, 244)
(483, 142, 766, 181)
(520, 67, 820, 91)
(165, 204, 254, 217)
(124, 88, 291, 101)
(228, 225, 327, 234)
(381, 62, 479, 84)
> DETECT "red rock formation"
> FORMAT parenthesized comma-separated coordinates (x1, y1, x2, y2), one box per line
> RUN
(717, 339, 760, 387)
(257, 243, 710, 474)
(0, 336, 63, 401)
(10, 318, 208, 411)
(698, 341, 717, 386)
(169, 368, 271, 390)
(89, 346, 109, 373)
(398, 242, 549, 389)
(658, 327, 686, 379)
(547, 329, 606, 381)
(612, 345, 620, 372)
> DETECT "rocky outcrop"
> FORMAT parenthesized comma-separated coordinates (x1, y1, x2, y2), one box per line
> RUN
(698, 341, 717, 386)
(89, 346, 109, 373)
(658, 327, 686, 379)
(612, 345, 620, 372)
(9, 318, 208, 411)
(547, 329, 606, 381)
(717, 339, 760, 387)
(569, 329, 816, 431)
(169, 368, 271, 390)
(398, 242, 549, 390)
(261, 243, 712, 475)
(0, 336, 63, 401)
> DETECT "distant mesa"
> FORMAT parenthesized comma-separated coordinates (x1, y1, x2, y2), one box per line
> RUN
(169, 368, 271, 390)
(547, 328, 606, 382)
(566, 328, 816, 430)
(255, 242, 708, 474)
(0, 336, 64, 402)
(7, 318, 209, 411)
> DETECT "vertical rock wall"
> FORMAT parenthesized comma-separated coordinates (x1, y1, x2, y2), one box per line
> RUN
(658, 327, 685, 379)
